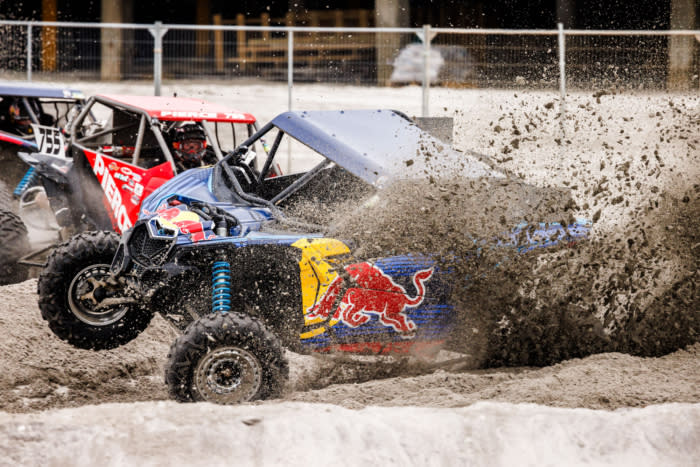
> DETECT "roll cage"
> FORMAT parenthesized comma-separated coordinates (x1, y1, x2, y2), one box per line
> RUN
(0, 94, 86, 138)
(69, 94, 260, 174)
(216, 122, 333, 212)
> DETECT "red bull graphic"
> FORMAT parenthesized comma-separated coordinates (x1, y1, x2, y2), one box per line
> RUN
(155, 206, 216, 242)
(306, 262, 434, 336)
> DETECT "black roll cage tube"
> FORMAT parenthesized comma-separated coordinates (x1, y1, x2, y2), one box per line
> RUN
(218, 122, 325, 231)
(76, 121, 140, 144)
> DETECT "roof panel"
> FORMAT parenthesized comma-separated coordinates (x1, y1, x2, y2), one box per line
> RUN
(0, 82, 84, 100)
(271, 109, 501, 185)
(97, 94, 256, 123)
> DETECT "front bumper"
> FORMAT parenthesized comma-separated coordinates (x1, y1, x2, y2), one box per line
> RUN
(111, 220, 177, 276)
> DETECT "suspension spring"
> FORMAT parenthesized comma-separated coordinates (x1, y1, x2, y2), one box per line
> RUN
(212, 260, 232, 314)
(14, 167, 38, 197)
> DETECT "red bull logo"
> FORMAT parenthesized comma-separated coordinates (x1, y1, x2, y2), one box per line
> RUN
(306, 262, 433, 336)
(155, 206, 214, 242)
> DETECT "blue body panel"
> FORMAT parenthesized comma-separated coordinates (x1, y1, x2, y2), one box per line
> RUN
(140, 166, 217, 214)
(140, 166, 275, 227)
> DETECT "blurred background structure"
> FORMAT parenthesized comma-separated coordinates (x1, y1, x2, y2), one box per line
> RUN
(0, 0, 697, 90)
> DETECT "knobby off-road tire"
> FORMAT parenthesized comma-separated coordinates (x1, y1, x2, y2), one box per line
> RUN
(38, 231, 154, 350)
(166, 312, 289, 404)
(0, 208, 30, 285)
(0, 179, 15, 213)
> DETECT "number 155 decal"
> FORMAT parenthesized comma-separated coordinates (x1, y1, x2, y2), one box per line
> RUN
(31, 124, 66, 158)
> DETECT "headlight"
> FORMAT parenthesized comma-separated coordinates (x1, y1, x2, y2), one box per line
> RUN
(146, 218, 178, 239)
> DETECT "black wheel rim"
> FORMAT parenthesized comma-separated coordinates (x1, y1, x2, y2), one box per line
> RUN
(67, 264, 128, 326)
(194, 346, 263, 404)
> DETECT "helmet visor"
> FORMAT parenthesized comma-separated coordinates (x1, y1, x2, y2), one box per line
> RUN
(179, 138, 206, 154)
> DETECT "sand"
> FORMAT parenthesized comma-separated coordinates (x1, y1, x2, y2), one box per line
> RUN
(0, 83, 697, 465)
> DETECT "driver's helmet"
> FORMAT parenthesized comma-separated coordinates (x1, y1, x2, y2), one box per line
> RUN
(8, 101, 32, 134)
(171, 123, 207, 165)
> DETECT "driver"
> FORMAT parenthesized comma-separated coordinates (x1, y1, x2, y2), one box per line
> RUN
(169, 122, 216, 171)
(0, 98, 33, 135)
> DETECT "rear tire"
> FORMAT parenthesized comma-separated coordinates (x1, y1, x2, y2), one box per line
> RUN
(38, 231, 154, 350)
(166, 312, 288, 404)
(0, 179, 14, 212)
(0, 208, 30, 285)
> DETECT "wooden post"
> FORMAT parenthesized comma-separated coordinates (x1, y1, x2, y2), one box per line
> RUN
(310, 11, 319, 42)
(100, 0, 123, 80)
(237, 13, 246, 70)
(668, 0, 697, 90)
(213, 14, 224, 73)
(375, 0, 410, 85)
(195, 0, 211, 58)
(334, 10, 343, 27)
(40, 0, 57, 72)
(261, 12, 270, 41)
(358, 9, 369, 27)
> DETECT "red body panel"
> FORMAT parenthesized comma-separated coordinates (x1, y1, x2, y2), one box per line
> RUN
(82, 149, 174, 233)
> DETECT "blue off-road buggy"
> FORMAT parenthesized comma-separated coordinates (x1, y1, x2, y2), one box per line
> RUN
(38, 109, 590, 404)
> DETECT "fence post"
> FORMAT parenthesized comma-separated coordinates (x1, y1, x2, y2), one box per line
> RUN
(287, 29, 294, 111)
(557, 23, 566, 135)
(26, 24, 32, 81)
(286, 29, 294, 173)
(148, 21, 168, 96)
(422, 24, 432, 118)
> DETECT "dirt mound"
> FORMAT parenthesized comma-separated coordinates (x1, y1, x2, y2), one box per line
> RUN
(0, 280, 177, 413)
(287, 343, 700, 409)
(0, 278, 697, 414)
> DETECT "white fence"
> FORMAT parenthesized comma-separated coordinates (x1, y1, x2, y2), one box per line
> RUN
(0, 20, 698, 116)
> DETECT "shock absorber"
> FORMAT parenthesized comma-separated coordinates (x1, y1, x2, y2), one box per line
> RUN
(212, 255, 232, 314)
(13, 167, 38, 197)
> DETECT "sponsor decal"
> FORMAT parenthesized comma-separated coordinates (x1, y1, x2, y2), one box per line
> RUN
(160, 111, 217, 119)
(306, 262, 433, 336)
(292, 238, 433, 340)
(155, 207, 216, 242)
(121, 182, 144, 197)
(114, 172, 128, 182)
(159, 110, 248, 120)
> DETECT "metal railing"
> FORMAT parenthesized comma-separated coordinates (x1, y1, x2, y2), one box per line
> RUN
(1, 20, 698, 116)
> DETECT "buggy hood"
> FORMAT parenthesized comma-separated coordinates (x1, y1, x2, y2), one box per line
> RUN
(270, 109, 503, 185)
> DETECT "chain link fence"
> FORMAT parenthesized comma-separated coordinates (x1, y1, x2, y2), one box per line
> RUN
(1, 20, 698, 97)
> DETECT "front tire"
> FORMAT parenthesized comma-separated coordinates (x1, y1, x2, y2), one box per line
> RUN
(166, 312, 288, 404)
(0, 208, 30, 285)
(38, 231, 154, 350)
